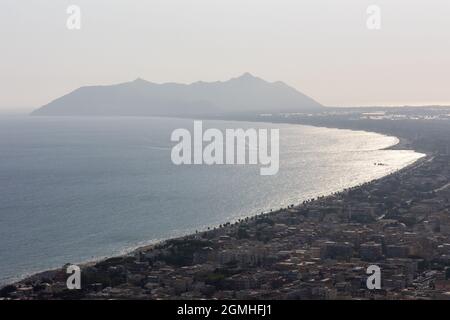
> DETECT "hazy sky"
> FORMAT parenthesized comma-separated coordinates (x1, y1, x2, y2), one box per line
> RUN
(1, 0, 449, 112)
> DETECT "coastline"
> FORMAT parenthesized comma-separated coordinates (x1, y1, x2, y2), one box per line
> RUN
(1, 119, 427, 290)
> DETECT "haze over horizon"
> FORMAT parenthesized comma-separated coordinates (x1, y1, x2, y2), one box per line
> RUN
(1, 0, 450, 113)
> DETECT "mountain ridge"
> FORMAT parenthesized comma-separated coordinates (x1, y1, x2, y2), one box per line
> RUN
(31, 73, 323, 116)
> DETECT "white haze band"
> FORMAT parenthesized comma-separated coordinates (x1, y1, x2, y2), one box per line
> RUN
(171, 121, 279, 176)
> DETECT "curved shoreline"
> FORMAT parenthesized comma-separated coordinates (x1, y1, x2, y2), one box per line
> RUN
(0, 121, 427, 289)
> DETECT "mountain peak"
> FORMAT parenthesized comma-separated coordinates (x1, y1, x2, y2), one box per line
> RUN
(241, 72, 254, 78)
(237, 72, 257, 80)
(132, 77, 149, 84)
(228, 72, 264, 83)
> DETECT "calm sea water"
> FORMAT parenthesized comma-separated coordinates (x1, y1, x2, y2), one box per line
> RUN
(0, 116, 424, 285)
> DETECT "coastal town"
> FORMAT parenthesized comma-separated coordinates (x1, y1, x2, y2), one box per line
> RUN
(1, 108, 450, 300)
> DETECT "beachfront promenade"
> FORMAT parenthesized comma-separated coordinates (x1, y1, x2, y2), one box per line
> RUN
(2, 109, 450, 300)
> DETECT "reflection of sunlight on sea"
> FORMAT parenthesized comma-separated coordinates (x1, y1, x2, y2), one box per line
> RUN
(0, 116, 424, 285)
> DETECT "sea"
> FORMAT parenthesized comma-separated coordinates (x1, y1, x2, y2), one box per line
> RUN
(0, 116, 425, 285)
